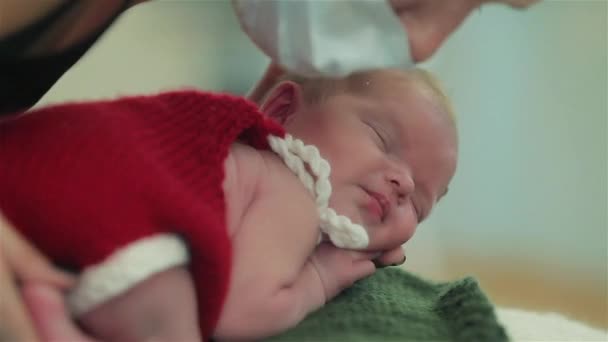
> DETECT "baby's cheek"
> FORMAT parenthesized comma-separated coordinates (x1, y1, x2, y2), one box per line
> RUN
(392, 209, 418, 245)
(327, 189, 363, 221)
(398, 214, 418, 244)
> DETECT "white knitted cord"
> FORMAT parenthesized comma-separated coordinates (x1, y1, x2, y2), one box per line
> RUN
(268, 134, 369, 249)
(68, 234, 189, 315)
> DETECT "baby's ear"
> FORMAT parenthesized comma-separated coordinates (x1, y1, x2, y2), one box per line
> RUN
(259, 81, 303, 125)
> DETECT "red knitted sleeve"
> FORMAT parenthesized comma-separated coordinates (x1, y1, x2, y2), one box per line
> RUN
(2, 97, 198, 306)
(0, 90, 284, 339)
(1, 100, 164, 267)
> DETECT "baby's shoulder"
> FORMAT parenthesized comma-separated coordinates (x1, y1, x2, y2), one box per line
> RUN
(225, 142, 266, 176)
(224, 142, 305, 195)
(223, 142, 318, 236)
(223, 143, 266, 235)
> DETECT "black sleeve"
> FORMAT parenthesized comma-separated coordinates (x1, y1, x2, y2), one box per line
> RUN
(0, 1, 128, 115)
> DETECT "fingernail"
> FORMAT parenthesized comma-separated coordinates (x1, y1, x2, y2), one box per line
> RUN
(391, 255, 407, 267)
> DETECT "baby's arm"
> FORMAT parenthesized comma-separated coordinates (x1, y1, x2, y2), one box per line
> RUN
(215, 241, 376, 341)
(215, 147, 376, 340)
(309, 243, 377, 301)
(78, 266, 200, 342)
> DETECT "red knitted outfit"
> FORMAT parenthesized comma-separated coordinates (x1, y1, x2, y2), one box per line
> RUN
(0, 90, 285, 340)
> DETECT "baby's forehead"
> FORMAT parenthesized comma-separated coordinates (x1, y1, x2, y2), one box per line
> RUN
(341, 70, 455, 125)
(344, 69, 414, 90)
(346, 70, 435, 101)
(289, 68, 454, 127)
(298, 69, 415, 99)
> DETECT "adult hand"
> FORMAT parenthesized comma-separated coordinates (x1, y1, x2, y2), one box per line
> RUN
(246, 1, 539, 105)
(389, 0, 539, 62)
(0, 213, 74, 341)
(21, 282, 99, 342)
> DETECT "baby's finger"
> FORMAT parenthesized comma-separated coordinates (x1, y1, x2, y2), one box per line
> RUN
(351, 260, 376, 280)
(347, 250, 382, 262)
(22, 283, 97, 342)
(1, 215, 74, 288)
(374, 246, 406, 268)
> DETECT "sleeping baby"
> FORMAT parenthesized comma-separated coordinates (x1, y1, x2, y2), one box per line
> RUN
(0, 68, 458, 341)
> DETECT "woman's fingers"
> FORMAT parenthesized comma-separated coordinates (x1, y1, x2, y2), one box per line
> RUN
(1, 214, 74, 288)
(0, 214, 75, 342)
(0, 215, 93, 342)
(0, 252, 40, 342)
(22, 283, 97, 342)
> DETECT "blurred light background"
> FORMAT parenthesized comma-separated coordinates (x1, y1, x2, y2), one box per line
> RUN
(38, 0, 607, 330)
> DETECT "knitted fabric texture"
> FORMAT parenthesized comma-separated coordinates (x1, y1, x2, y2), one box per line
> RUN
(0, 90, 284, 341)
(267, 267, 509, 342)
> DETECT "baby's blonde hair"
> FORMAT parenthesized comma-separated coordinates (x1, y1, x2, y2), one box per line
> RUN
(270, 68, 456, 126)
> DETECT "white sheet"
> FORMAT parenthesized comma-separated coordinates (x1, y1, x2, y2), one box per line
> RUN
(496, 307, 608, 341)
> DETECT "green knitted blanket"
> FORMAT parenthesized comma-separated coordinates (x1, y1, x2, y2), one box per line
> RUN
(266, 268, 509, 342)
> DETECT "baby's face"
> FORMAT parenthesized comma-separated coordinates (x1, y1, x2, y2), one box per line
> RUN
(284, 76, 458, 251)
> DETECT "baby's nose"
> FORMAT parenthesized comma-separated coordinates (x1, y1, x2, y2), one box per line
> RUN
(388, 169, 414, 201)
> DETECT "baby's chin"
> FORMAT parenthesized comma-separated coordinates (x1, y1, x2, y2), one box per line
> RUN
(327, 193, 382, 242)
(329, 201, 376, 229)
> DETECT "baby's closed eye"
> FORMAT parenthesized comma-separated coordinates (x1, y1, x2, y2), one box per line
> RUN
(363, 121, 389, 151)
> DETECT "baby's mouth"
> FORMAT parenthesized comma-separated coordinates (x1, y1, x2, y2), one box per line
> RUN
(364, 189, 389, 223)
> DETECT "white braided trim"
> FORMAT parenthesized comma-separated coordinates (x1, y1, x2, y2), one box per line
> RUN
(319, 208, 369, 249)
(67, 234, 189, 316)
(268, 134, 369, 249)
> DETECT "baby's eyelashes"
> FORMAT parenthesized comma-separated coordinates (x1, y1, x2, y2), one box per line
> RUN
(364, 121, 388, 151)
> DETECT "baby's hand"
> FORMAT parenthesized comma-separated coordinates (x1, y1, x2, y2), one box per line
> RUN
(310, 243, 376, 301)
(78, 266, 200, 342)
